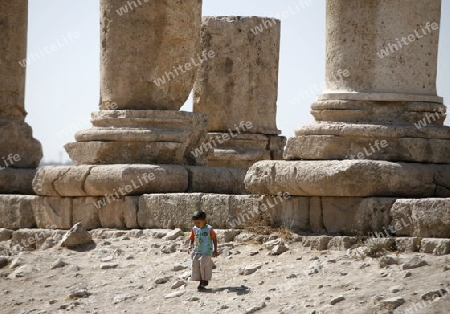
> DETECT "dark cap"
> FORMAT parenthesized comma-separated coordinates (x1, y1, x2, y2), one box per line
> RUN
(192, 211, 206, 220)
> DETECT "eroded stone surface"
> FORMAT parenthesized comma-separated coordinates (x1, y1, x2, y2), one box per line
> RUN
(33, 165, 189, 196)
(245, 160, 450, 197)
(391, 199, 450, 238)
(100, 0, 202, 110)
(194, 16, 281, 134)
(0, 195, 36, 229)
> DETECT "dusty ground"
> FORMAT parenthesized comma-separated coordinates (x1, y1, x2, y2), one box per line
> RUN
(0, 229, 449, 314)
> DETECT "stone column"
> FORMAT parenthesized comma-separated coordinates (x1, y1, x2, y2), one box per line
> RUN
(245, 0, 450, 236)
(193, 17, 285, 169)
(65, 0, 207, 165)
(284, 0, 449, 163)
(0, 0, 43, 194)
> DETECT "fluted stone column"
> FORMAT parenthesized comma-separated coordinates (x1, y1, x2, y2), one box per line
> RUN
(193, 17, 285, 169)
(65, 0, 207, 166)
(0, 0, 43, 194)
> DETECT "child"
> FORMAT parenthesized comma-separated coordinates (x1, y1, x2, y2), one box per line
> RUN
(188, 211, 219, 290)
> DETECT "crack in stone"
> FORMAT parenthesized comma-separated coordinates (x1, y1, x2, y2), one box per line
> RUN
(51, 168, 71, 197)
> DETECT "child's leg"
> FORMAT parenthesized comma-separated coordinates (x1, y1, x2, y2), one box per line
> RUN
(199, 255, 212, 281)
(191, 254, 202, 281)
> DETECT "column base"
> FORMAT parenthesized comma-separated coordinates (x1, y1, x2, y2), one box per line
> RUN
(311, 99, 445, 124)
(205, 133, 286, 169)
(285, 122, 450, 163)
(0, 168, 37, 194)
(65, 110, 208, 166)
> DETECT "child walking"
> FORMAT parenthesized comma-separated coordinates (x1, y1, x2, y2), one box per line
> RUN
(188, 211, 219, 290)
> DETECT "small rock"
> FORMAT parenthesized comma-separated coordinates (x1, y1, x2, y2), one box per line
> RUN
(165, 291, 185, 299)
(264, 239, 280, 250)
(404, 271, 412, 278)
(421, 289, 448, 301)
(155, 276, 171, 284)
(286, 274, 297, 279)
(444, 265, 450, 272)
(379, 256, 399, 268)
(50, 258, 66, 269)
(245, 302, 266, 314)
(161, 243, 177, 254)
(379, 297, 405, 310)
(150, 243, 161, 248)
(100, 256, 114, 262)
(309, 256, 319, 261)
(270, 244, 289, 256)
(239, 263, 262, 275)
(165, 229, 183, 240)
(10, 257, 24, 269)
(0, 257, 9, 269)
(249, 251, 259, 256)
(172, 264, 187, 271)
(59, 223, 93, 248)
(113, 293, 136, 304)
(402, 256, 428, 270)
(0, 228, 13, 241)
(330, 296, 345, 305)
(187, 296, 200, 301)
(389, 286, 403, 293)
(126, 255, 134, 260)
(171, 280, 185, 289)
(100, 264, 118, 270)
(8, 265, 35, 278)
(68, 289, 90, 299)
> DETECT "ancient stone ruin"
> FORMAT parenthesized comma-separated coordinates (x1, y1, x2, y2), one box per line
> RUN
(0, 0, 449, 248)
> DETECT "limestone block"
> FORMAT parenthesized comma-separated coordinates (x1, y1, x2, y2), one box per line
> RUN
(309, 197, 325, 233)
(98, 197, 139, 229)
(73, 198, 101, 230)
(33, 165, 93, 196)
(11, 229, 62, 251)
(285, 123, 450, 163)
(302, 236, 333, 251)
(33, 165, 188, 196)
(245, 160, 450, 197)
(0, 228, 13, 241)
(123, 197, 140, 229)
(194, 16, 281, 134)
(391, 199, 450, 238)
(138, 194, 261, 229)
(32, 197, 73, 229)
(138, 193, 203, 229)
(327, 236, 358, 251)
(65, 141, 185, 165)
(0, 195, 36, 229)
(208, 149, 271, 169)
(186, 166, 247, 195)
(84, 165, 188, 195)
(322, 197, 395, 234)
(264, 196, 309, 230)
(420, 238, 450, 255)
(0, 121, 43, 167)
(395, 237, 421, 253)
(100, 0, 202, 110)
(0, 168, 37, 194)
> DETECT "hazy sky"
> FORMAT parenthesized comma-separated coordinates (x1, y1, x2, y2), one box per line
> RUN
(24, 0, 450, 163)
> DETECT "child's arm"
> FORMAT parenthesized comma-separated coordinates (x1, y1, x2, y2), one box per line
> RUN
(188, 229, 194, 254)
(211, 229, 219, 257)
(212, 237, 218, 257)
